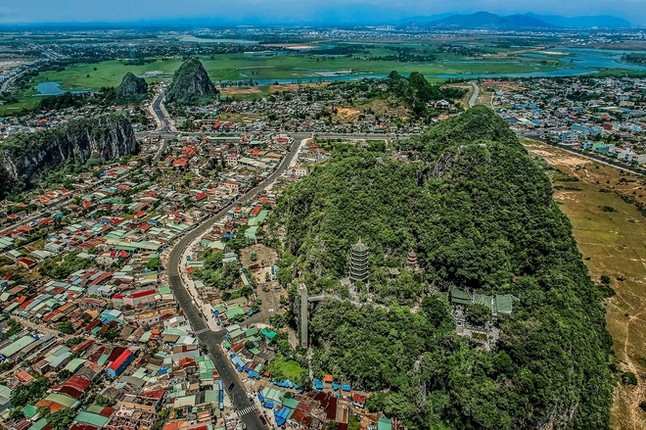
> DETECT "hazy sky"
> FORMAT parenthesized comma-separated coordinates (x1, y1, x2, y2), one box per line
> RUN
(0, 0, 643, 25)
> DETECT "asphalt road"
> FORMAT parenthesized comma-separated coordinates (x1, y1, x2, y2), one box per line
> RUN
(166, 134, 305, 429)
(0, 70, 25, 94)
(151, 89, 172, 131)
(138, 129, 411, 141)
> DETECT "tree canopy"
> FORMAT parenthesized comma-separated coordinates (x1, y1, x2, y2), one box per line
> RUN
(272, 106, 613, 429)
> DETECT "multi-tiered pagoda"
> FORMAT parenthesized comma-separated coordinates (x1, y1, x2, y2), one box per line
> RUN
(406, 250, 420, 272)
(349, 239, 369, 283)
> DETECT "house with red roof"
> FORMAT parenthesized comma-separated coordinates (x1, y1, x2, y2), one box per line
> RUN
(106, 348, 134, 377)
(58, 375, 92, 399)
(113, 289, 157, 308)
(16, 257, 36, 269)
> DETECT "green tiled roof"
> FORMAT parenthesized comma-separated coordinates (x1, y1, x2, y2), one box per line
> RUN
(450, 287, 472, 305)
(225, 307, 245, 320)
(22, 404, 38, 419)
(86, 404, 104, 414)
(157, 286, 172, 295)
(495, 294, 514, 314)
(64, 358, 87, 373)
(0, 335, 35, 358)
(283, 398, 299, 409)
(204, 389, 218, 403)
(76, 411, 110, 428)
(28, 418, 49, 430)
(43, 393, 77, 408)
(261, 328, 277, 339)
(377, 418, 392, 430)
(97, 353, 109, 366)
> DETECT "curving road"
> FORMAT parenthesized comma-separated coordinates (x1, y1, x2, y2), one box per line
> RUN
(150, 89, 173, 131)
(468, 81, 480, 108)
(166, 134, 305, 430)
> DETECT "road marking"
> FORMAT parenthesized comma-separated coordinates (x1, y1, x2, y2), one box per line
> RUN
(194, 327, 211, 335)
(236, 405, 258, 417)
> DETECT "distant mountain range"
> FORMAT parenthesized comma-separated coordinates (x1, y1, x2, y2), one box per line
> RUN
(0, 9, 633, 30)
(404, 11, 632, 29)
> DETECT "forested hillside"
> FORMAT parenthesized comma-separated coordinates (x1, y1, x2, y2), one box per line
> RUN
(0, 115, 137, 198)
(386, 71, 467, 117)
(167, 57, 218, 105)
(272, 106, 613, 429)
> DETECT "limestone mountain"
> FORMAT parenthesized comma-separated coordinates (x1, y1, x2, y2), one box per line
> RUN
(166, 57, 218, 105)
(273, 106, 612, 430)
(116, 72, 148, 102)
(0, 115, 138, 198)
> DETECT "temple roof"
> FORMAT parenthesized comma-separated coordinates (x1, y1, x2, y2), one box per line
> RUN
(352, 239, 368, 253)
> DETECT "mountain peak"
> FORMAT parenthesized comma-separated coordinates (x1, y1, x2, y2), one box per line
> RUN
(407, 11, 631, 29)
(167, 57, 218, 105)
(429, 12, 552, 29)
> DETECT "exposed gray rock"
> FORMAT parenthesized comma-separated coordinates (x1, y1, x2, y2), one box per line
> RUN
(167, 57, 218, 105)
(117, 72, 148, 102)
(0, 115, 138, 197)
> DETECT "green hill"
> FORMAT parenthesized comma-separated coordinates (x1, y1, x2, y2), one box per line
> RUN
(387, 71, 467, 117)
(273, 106, 613, 430)
(116, 72, 148, 102)
(166, 57, 218, 105)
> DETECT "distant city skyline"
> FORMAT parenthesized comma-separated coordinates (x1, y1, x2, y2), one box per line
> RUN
(0, 0, 643, 26)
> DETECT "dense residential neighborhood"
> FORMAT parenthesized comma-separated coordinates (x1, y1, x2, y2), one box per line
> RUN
(0, 109, 399, 429)
(491, 77, 646, 165)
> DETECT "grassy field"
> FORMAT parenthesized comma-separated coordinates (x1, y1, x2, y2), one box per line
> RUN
(0, 52, 560, 115)
(523, 140, 646, 430)
(33, 54, 561, 84)
(267, 355, 306, 382)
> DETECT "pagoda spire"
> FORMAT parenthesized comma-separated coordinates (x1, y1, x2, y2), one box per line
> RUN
(349, 239, 369, 284)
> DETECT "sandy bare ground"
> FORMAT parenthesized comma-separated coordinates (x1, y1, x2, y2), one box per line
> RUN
(336, 107, 361, 120)
(220, 82, 327, 97)
(524, 139, 646, 430)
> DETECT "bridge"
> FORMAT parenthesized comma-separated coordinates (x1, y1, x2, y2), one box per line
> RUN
(297, 285, 388, 348)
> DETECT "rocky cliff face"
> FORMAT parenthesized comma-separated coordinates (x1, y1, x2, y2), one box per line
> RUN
(0, 115, 138, 197)
(116, 72, 148, 102)
(167, 57, 218, 105)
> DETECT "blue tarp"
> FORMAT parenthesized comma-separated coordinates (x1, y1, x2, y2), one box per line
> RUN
(342, 383, 351, 391)
(264, 400, 274, 409)
(158, 368, 169, 375)
(274, 407, 292, 426)
(274, 379, 299, 389)
(231, 354, 246, 369)
(313, 378, 323, 390)
(248, 370, 260, 379)
(258, 392, 265, 402)
(331, 382, 340, 391)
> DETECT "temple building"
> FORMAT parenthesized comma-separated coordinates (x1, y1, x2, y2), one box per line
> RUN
(349, 239, 369, 283)
(406, 250, 420, 272)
